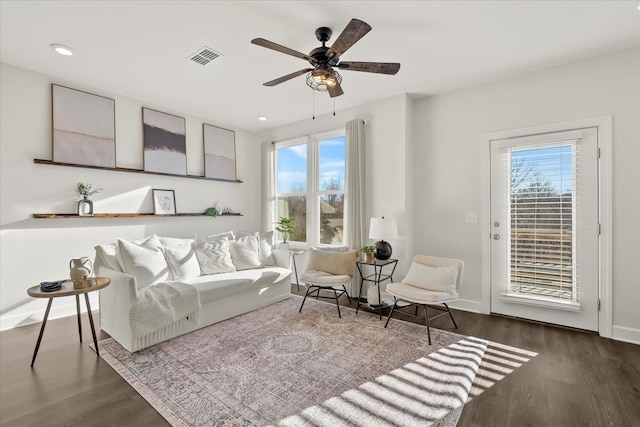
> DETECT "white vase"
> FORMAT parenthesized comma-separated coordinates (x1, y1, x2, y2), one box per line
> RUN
(367, 284, 380, 306)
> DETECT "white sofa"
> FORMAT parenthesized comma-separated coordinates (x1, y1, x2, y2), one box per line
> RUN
(95, 233, 291, 352)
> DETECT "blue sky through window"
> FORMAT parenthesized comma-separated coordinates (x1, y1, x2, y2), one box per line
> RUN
(277, 136, 345, 193)
(511, 144, 573, 194)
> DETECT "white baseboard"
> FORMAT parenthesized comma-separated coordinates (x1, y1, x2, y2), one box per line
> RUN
(448, 299, 483, 314)
(612, 325, 640, 345)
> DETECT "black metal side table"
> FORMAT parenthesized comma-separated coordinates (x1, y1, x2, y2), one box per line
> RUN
(355, 258, 398, 319)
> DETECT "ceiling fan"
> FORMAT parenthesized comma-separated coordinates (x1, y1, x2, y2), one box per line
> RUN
(251, 18, 400, 98)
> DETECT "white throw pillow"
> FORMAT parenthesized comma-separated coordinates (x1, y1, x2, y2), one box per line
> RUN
(117, 235, 171, 288)
(194, 237, 236, 275)
(94, 243, 121, 271)
(235, 231, 276, 266)
(229, 235, 263, 270)
(116, 234, 162, 272)
(159, 236, 195, 249)
(401, 262, 458, 293)
(194, 231, 235, 245)
(163, 244, 201, 281)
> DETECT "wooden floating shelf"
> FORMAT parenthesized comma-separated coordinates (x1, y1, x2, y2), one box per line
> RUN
(33, 213, 243, 219)
(34, 159, 243, 183)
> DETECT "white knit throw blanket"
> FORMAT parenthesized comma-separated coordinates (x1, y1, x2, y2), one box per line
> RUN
(129, 281, 202, 344)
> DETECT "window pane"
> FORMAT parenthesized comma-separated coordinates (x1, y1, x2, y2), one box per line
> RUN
(319, 194, 344, 244)
(277, 196, 307, 242)
(277, 144, 307, 193)
(319, 136, 345, 191)
(509, 144, 575, 301)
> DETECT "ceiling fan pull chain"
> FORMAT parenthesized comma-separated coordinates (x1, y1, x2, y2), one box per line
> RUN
(312, 90, 315, 120)
(333, 98, 336, 116)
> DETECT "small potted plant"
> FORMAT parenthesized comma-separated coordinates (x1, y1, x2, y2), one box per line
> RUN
(275, 217, 297, 248)
(76, 182, 103, 216)
(360, 245, 376, 263)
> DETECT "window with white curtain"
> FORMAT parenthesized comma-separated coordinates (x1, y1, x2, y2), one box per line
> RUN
(274, 128, 346, 246)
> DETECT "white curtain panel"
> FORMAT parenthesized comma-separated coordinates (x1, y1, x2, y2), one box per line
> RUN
(261, 141, 276, 234)
(345, 119, 366, 296)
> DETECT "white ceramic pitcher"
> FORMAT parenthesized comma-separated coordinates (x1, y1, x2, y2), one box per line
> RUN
(70, 257, 93, 282)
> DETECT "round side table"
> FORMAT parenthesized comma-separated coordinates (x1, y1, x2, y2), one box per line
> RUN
(27, 277, 110, 367)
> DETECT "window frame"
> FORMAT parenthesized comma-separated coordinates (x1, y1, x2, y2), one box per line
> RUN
(274, 127, 346, 248)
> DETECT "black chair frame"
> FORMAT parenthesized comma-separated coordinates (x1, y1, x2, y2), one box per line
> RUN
(299, 284, 352, 318)
(384, 297, 458, 345)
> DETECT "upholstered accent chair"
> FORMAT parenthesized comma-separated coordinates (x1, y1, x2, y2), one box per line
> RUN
(299, 248, 357, 318)
(384, 255, 463, 344)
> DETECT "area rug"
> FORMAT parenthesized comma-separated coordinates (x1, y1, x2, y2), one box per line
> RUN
(97, 296, 487, 426)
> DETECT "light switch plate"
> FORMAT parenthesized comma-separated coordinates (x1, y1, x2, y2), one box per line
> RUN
(465, 213, 478, 224)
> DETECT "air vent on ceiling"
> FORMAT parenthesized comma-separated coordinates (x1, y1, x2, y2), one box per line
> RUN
(188, 46, 222, 66)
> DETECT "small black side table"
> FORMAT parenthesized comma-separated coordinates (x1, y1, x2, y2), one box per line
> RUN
(355, 258, 398, 319)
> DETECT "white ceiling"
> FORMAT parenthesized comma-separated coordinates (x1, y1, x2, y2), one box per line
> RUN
(1, 1, 639, 132)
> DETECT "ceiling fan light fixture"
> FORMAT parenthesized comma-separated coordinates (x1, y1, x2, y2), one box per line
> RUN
(306, 68, 341, 92)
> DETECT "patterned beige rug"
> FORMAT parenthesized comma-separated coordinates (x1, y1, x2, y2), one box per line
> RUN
(97, 295, 487, 426)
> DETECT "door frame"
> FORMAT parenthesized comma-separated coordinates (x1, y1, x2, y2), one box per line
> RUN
(480, 116, 612, 338)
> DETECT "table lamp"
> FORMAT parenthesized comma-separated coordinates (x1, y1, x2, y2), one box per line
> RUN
(369, 217, 398, 260)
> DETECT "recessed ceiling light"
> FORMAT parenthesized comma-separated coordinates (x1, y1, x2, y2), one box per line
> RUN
(50, 43, 73, 56)
(257, 116, 268, 121)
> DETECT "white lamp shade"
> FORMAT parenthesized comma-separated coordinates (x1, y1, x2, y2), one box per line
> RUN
(369, 217, 398, 240)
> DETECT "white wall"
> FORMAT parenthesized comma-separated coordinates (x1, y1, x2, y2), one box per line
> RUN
(256, 94, 415, 279)
(413, 48, 640, 339)
(0, 62, 261, 330)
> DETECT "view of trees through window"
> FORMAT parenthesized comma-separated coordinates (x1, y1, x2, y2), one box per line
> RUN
(509, 145, 575, 300)
(275, 132, 345, 246)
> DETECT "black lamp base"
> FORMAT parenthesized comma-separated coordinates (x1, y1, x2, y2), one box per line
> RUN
(374, 240, 392, 260)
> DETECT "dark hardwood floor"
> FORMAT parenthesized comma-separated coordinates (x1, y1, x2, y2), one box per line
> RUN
(1, 285, 638, 426)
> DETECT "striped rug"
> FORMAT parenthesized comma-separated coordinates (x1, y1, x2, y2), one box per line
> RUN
(96, 295, 487, 426)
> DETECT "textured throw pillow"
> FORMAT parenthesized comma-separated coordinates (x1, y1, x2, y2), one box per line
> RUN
(401, 262, 458, 293)
(117, 235, 171, 288)
(193, 237, 236, 275)
(306, 248, 357, 276)
(229, 235, 263, 270)
(94, 243, 121, 271)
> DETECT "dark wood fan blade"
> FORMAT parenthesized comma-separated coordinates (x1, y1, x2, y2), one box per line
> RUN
(326, 19, 372, 59)
(336, 61, 400, 75)
(251, 38, 316, 63)
(263, 68, 313, 86)
(328, 80, 344, 98)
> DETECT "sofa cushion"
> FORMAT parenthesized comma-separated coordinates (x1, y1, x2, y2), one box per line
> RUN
(194, 237, 236, 275)
(229, 235, 263, 270)
(401, 262, 458, 293)
(117, 235, 171, 288)
(185, 267, 291, 303)
(306, 248, 357, 276)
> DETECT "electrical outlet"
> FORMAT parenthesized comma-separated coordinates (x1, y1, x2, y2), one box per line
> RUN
(465, 213, 478, 224)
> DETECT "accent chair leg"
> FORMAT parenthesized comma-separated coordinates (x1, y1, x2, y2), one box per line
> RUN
(342, 285, 352, 304)
(423, 304, 432, 345)
(299, 285, 313, 313)
(443, 303, 458, 329)
(384, 298, 398, 329)
(332, 288, 342, 318)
